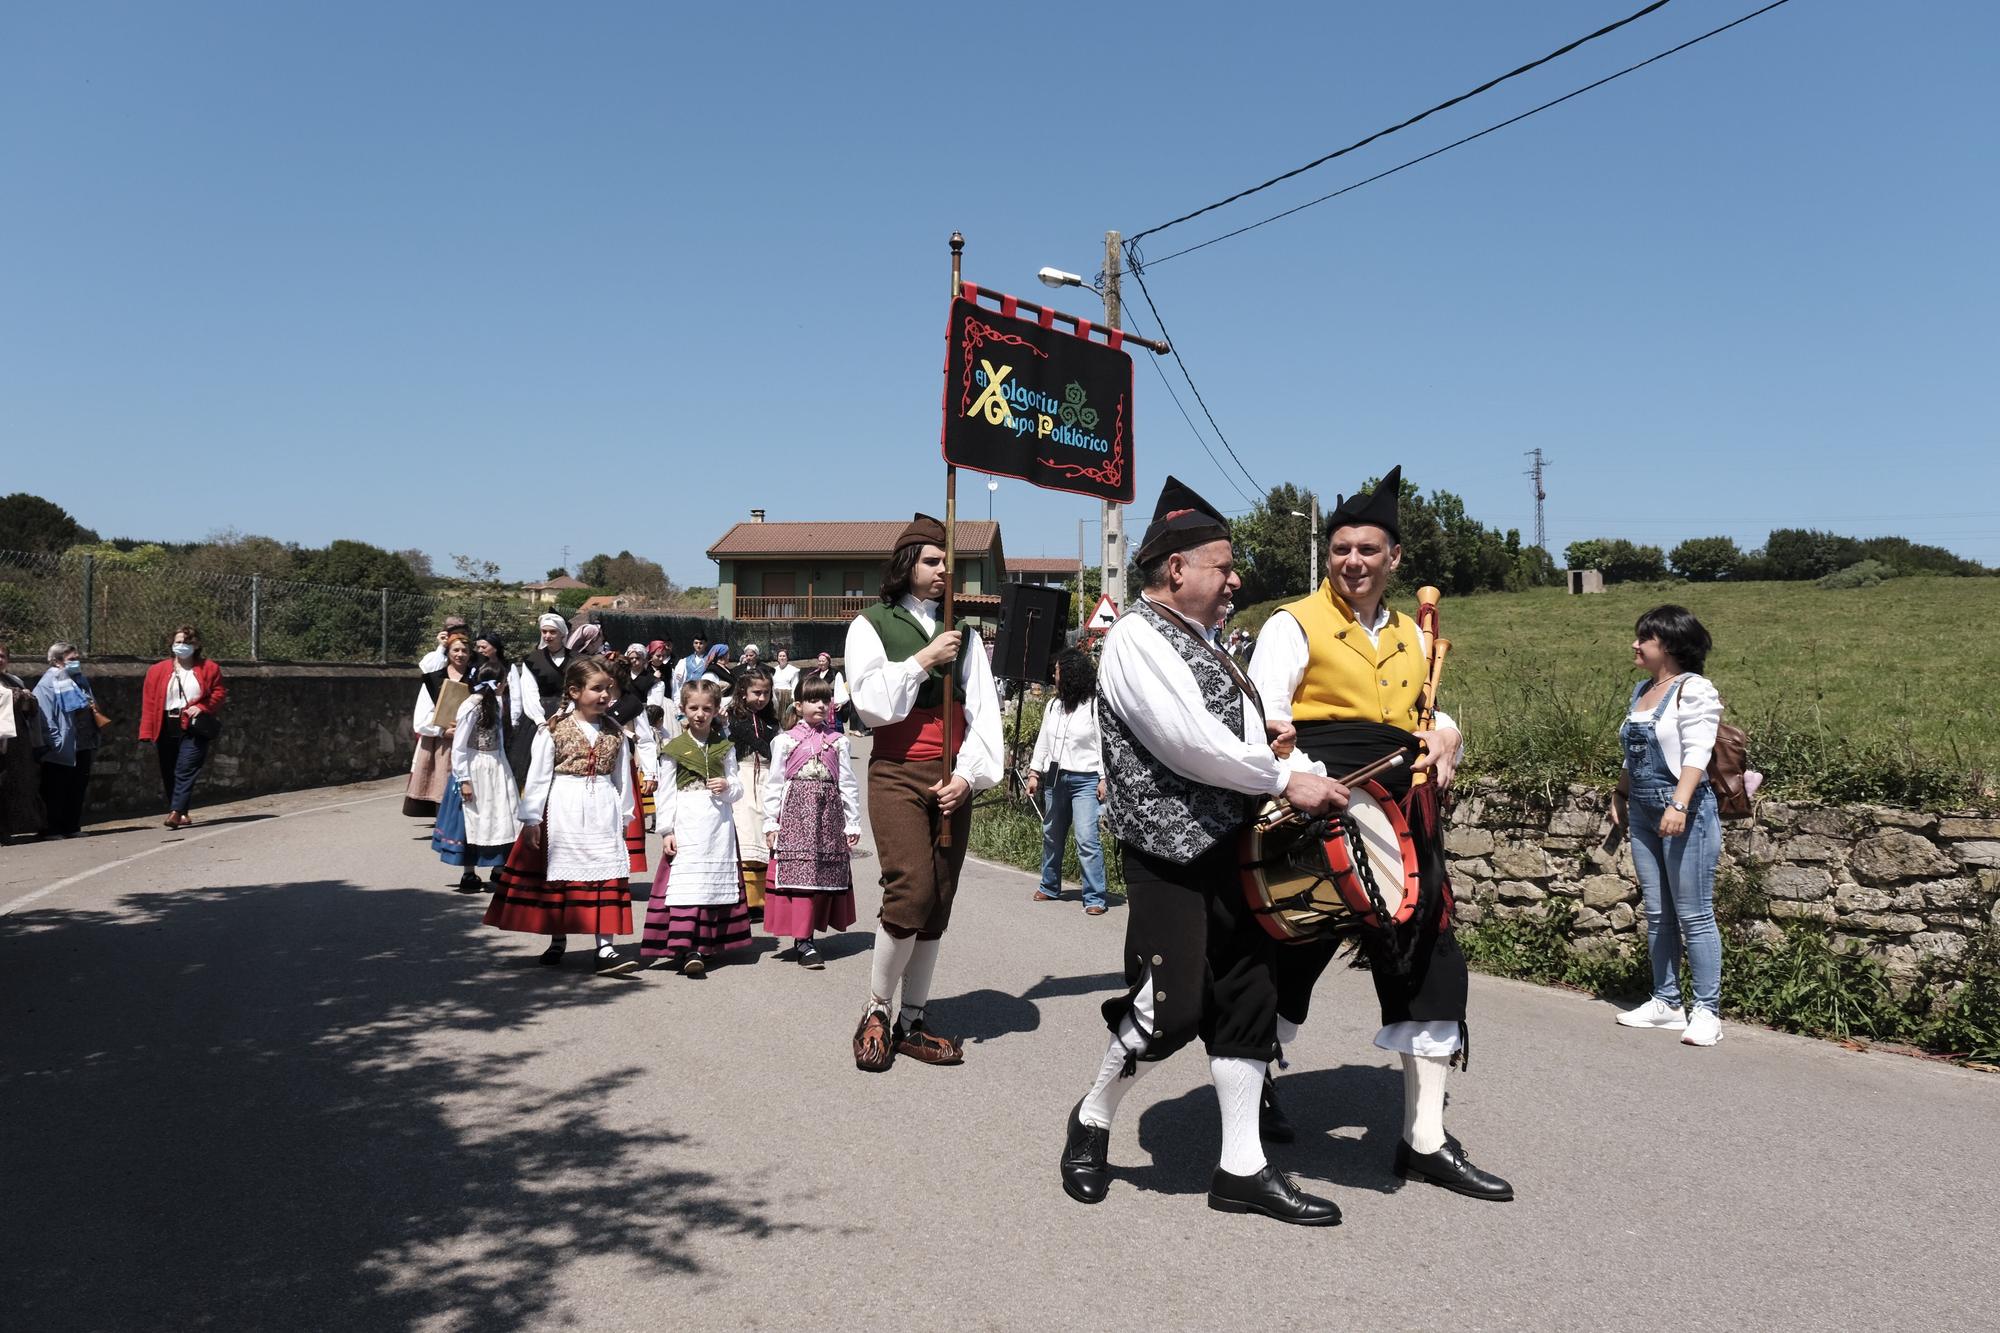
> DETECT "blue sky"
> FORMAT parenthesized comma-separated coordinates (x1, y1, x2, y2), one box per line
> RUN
(5, 1, 1995, 583)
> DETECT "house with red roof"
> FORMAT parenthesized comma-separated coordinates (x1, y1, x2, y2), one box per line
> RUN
(707, 509, 1006, 625)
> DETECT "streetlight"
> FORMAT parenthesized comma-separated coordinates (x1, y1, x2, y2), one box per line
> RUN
(1290, 501, 1320, 593)
(986, 478, 999, 521)
(1038, 267, 1088, 290)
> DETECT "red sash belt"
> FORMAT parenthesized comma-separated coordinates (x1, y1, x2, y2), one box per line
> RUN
(871, 704, 968, 764)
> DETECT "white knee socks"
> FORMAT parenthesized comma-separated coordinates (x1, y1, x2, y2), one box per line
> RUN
(1403, 1053, 1449, 1154)
(1079, 1016, 1152, 1129)
(867, 925, 917, 1014)
(897, 938, 941, 1027)
(1212, 1056, 1268, 1177)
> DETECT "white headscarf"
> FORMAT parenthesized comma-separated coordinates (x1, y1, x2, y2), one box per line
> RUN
(537, 613, 567, 636)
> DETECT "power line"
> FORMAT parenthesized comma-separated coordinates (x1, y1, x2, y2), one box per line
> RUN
(1124, 261, 1266, 498)
(1116, 300, 1260, 508)
(1126, 0, 1679, 248)
(1132, 0, 1798, 269)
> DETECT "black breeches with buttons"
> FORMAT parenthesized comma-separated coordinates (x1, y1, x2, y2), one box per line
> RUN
(1102, 836, 1280, 1064)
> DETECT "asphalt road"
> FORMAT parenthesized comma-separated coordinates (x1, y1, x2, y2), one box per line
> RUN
(3, 761, 1996, 1333)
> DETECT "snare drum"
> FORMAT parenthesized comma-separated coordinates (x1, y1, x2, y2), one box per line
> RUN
(1239, 779, 1423, 943)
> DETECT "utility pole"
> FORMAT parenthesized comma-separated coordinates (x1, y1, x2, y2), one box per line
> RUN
(1309, 492, 1320, 592)
(1101, 230, 1126, 611)
(1524, 449, 1550, 552)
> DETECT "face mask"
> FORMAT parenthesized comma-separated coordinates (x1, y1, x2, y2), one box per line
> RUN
(172, 643, 196, 659)
(65, 661, 85, 676)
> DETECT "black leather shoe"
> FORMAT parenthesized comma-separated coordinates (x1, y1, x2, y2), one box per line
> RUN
(1260, 1074, 1295, 1144)
(1060, 1100, 1111, 1205)
(1207, 1165, 1340, 1226)
(1394, 1138, 1514, 1201)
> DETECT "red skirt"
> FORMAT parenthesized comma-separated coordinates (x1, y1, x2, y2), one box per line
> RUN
(762, 890, 857, 939)
(625, 757, 649, 874)
(640, 863, 750, 959)
(484, 826, 634, 937)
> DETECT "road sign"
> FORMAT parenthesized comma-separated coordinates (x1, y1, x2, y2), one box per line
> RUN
(1085, 593, 1118, 630)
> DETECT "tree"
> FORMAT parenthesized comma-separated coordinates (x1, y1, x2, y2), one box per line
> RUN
(1073, 564, 1103, 619)
(1513, 542, 1559, 589)
(1669, 536, 1743, 583)
(395, 548, 436, 582)
(1228, 484, 1319, 605)
(1563, 537, 1664, 583)
(1564, 538, 1608, 572)
(1764, 528, 1863, 581)
(546, 566, 569, 580)
(574, 550, 672, 602)
(185, 529, 302, 580)
(0, 493, 96, 554)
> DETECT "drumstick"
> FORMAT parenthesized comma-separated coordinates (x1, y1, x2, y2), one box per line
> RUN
(1334, 752, 1406, 787)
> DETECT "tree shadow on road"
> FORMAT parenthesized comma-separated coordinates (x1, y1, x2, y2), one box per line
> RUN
(0, 879, 793, 1333)
(935, 970, 1125, 1045)
(1127, 1064, 1405, 1198)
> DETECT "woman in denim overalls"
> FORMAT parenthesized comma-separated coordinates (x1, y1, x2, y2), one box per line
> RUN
(1611, 606, 1726, 1046)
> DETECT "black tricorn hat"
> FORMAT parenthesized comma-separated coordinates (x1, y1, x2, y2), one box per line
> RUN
(1134, 475, 1232, 565)
(1326, 465, 1403, 542)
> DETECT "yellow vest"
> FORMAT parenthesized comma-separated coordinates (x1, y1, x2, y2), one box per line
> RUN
(1280, 583, 1426, 730)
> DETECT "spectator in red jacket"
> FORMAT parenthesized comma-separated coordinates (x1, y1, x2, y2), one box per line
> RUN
(139, 625, 228, 829)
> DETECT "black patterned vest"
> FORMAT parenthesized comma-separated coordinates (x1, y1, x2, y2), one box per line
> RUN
(1100, 598, 1256, 864)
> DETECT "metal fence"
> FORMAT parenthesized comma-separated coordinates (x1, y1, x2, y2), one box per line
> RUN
(0, 549, 548, 665)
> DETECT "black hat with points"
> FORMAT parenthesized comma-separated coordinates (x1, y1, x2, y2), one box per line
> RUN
(1134, 475, 1232, 565)
(1326, 465, 1404, 543)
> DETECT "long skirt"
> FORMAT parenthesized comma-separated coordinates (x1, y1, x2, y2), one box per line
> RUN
(625, 757, 649, 874)
(640, 862, 751, 959)
(432, 782, 510, 868)
(484, 828, 633, 937)
(404, 735, 448, 818)
(763, 889, 856, 939)
(0, 737, 44, 839)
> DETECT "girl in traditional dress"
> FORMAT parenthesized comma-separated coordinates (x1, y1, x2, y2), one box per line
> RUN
(639, 679, 749, 977)
(484, 657, 639, 975)
(604, 654, 656, 877)
(433, 669, 523, 893)
(727, 667, 779, 923)
(760, 675, 860, 969)
(405, 633, 472, 819)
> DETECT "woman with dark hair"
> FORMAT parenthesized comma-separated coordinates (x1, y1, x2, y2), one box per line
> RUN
(0, 642, 45, 841)
(139, 625, 228, 828)
(1025, 649, 1110, 914)
(1613, 604, 1727, 1047)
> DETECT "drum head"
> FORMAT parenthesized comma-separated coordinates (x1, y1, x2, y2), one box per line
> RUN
(1325, 781, 1422, 927)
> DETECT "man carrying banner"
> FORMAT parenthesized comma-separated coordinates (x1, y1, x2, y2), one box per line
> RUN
(1058, 476, 1351, 1225)
(1245, 467, 1512, 1202)
(844, 514, 1003, 1072)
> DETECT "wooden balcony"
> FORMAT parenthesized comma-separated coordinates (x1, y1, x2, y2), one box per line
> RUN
(734, 594, 874, 621)
(734, 592, 1005, 622)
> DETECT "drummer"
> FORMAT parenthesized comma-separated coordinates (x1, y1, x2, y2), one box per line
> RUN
(1245, 466, 1512, 1202)
(1058, 476, 1350, 1226)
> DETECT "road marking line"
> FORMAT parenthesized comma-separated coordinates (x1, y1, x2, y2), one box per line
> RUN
(0, 791, 402, 918)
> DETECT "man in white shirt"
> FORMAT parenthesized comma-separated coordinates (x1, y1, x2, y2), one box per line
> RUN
(845, 515, 1003, 1073)
(1245, 466, 1510, 1203)
(1058, 477, 1348, 1226)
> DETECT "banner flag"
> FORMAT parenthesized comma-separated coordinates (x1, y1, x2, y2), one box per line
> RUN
(941, 291, 1135, 503)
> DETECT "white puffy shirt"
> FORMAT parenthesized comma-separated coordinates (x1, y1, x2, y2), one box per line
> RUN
(1029, 697, 1103, 776)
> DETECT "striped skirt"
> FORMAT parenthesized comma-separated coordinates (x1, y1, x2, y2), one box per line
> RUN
(485, 827, 633, 937)
(640, 866, 750, 960)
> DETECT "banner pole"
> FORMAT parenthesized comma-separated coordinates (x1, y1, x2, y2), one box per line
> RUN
(940, 231, 964, 846)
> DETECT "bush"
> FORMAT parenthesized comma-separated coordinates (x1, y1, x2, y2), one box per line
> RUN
(1920, 929, 2000, 1063)
(967, 793, 1124, 897)
(1764, 528, 1865, 581)
(1562, 538, 1665, 584)
(1817, 559, 1896, 590)
(1669, 536, 1743, 583)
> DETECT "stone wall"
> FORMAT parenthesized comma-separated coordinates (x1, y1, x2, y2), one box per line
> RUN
(30, 661, 418, 821)
(1445, 784, 2000, 980)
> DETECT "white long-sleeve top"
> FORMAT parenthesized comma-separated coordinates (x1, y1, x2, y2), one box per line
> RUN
(1029, 697, 1103, 776)
(656, 741, 742, 836)
(761, 731, 863, 837)
(1626, 673, 1724, 774)
(448, 694, 507, 782)
(514, 716, 631, 826)
(1098, 595, 1288, 799)
(843, 596, 1004, 792)
(411, 681, 456, 739)
(770, 664, 801, 694)
(1246, 605, 1457, 740)
(418, 646, 447, 675)
(630, 713, 662, 783)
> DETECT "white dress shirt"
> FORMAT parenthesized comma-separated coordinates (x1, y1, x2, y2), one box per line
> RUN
(770, 664, 801, 693)
(1097, 595, 1287, 799)
(1625, 674, 1724, 774)
(842, 595, 1003, 792)
(1029, 697, 1103, 776)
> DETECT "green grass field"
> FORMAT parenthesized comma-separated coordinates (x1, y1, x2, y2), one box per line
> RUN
(1236, 578, 2000, 805)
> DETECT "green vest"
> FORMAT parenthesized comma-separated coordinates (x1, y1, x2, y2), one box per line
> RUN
(860, 602, 969, 710)
(663, 732, 733, 790)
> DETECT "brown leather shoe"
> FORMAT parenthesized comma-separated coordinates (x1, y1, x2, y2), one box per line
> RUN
(893, 1019, 964, 1066)
(853, 1008, 895, 1072)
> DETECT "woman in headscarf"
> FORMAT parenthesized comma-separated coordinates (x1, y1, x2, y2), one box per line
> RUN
(0, 642, 46, 842)
(509, 613, 573, 784)
(33, 642, 102, 838)
(406, 633, 473, 819)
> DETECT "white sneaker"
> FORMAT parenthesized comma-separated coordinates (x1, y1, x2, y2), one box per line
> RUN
(1682, 1008, 1723, 1046)
(1616, 998, 1688, 1030)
